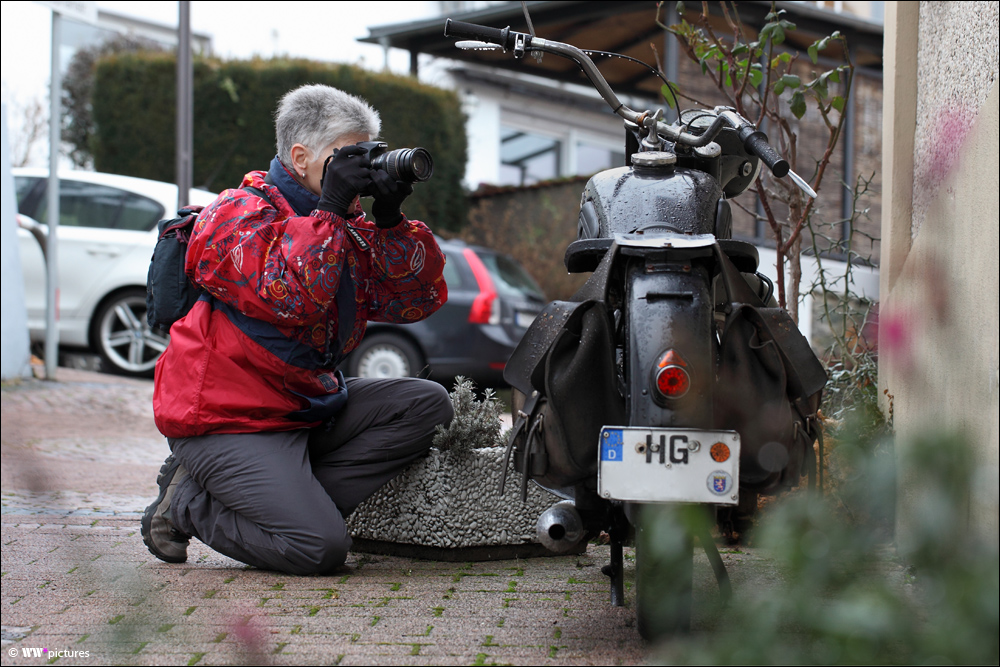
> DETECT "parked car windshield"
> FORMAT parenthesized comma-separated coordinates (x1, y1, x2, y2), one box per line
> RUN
(479, 252, 545, 301)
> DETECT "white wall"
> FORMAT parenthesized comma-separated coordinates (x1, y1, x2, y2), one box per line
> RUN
(756, 248, 880, 344)
(1, 103, 32, 381)
(460, 89, 502, 188)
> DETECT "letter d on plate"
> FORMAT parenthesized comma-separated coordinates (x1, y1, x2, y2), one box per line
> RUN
(601, 429, 623, 461)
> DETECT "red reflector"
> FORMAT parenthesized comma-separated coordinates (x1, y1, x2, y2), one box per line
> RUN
(658, 349, 687, 368)
(655, 365, 690, 398)
(463, 248, 498, 324)
(488, 362, 506, 370)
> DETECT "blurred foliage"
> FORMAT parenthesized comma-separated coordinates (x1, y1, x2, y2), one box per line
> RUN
(432, 377, 505, 452)
(62, 33, 166, 169)
(84, 52, 468, 231)
(650, 421, 999, 665)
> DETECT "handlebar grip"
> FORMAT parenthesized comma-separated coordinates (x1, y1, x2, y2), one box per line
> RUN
(741, 130, 789, 178)
(444, 19, 514, 49)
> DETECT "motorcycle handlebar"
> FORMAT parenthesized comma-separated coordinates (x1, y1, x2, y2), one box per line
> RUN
(741, 129, 789, 178)
(444, 19, 517, 50)
(716, 109, 790, 178)
(444, 19, 798, 184)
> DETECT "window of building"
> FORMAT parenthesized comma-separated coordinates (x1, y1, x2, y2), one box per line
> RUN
(499, 126, 561, 186)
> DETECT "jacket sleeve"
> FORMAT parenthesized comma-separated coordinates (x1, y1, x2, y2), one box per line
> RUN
(352, 215, 448, 324)
(186, 187, 352, 326)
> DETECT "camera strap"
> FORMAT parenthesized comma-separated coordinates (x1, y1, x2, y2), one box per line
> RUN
(345, 226, 371, 252)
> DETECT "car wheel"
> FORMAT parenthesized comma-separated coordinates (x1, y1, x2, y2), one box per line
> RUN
(348, 333, 424, 379)
(91, 288, 169, 378)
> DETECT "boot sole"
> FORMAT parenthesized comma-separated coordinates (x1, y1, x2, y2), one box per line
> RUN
(141, 455, 188, 564)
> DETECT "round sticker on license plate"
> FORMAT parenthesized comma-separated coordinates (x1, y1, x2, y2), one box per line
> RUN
(707, 470, 733, 495)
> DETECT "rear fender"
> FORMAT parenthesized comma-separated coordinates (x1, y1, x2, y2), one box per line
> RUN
(622, 241, 716, 430)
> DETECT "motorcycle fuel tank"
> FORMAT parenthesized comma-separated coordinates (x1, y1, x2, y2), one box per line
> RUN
(580, 164, 723, 239)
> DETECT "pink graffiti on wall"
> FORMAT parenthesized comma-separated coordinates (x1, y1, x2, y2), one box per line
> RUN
(916, 104, 977, 192)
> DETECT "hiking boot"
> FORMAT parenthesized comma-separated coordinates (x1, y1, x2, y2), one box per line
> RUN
(141, 454, 191, 563)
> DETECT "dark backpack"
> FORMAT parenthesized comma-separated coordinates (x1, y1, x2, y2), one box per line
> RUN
(712, 245, 827, 493)
(145, 206, 204, 331)
(145, 186, 269, 331)
(501, 249, 626, 500)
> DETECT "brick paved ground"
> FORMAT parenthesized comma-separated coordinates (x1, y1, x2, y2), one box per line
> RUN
(1, 367, 772, 666)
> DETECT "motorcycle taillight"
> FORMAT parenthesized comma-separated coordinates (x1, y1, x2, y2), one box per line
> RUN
(655, 365, 690, 398)
(654, 349, 690, 399)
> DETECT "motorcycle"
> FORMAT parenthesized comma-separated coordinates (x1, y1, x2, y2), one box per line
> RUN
(444, 14, 827, 639)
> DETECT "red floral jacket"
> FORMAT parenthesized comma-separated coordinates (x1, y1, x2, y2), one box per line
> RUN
(152, 169, 447, 437)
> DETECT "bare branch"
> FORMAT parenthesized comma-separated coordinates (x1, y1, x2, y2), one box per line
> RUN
(731, 197, 761, 221)
(6, 94, 48, 167)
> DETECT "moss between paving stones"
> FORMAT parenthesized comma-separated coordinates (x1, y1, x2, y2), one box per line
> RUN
(346, 447, 560, 557)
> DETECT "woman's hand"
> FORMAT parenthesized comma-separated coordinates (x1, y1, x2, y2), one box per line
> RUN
(316, 145, 372, 216)
(369, 170, 414, 229)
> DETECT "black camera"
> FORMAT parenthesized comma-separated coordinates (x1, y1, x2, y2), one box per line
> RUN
(356, 141, 434, 184)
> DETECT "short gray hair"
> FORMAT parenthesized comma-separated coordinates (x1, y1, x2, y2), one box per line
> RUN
(275, 84, 381, 166)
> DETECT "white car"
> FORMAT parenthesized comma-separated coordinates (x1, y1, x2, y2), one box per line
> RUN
(14, 168, 218, 377)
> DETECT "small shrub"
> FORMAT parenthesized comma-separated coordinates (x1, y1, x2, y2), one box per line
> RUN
(432, 377, 504, 452)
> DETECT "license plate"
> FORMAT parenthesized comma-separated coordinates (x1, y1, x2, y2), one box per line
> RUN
(515, 311, 536, 328)
(598, 427, 740, 505)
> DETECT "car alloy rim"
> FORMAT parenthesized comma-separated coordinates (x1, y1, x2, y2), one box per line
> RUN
(357, 344, 410, 378)
(99, 295, 169, 373)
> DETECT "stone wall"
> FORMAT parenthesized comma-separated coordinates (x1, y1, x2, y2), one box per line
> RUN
(879, 1, 1000, 543)
(459, 177, 591, 302)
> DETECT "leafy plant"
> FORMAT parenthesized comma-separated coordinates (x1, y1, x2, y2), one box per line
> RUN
(432, 377, 505, 452)
(808, 171, 880, 425)
(659, 1, 854, 324)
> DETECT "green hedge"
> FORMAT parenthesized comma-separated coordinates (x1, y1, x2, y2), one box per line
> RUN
(91, 54, 468, 231)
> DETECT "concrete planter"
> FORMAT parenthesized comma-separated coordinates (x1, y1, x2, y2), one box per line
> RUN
(346, 446, 563, 560)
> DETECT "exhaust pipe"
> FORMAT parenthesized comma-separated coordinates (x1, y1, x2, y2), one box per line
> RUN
(536, 500, 585, 553)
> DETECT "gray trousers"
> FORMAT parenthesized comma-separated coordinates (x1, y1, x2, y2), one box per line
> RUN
(168, 377, 453, 575)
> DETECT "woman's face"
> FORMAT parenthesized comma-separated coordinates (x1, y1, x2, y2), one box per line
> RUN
(292, 132, 370, 212)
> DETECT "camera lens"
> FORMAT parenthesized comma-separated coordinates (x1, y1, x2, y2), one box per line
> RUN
(373, 147, 434, 183)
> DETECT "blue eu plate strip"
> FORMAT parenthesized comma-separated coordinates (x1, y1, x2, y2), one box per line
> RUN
(601, 429, 623, 462)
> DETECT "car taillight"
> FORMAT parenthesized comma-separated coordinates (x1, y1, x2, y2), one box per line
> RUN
(654, 349, 690, 399)
(464, 248, 500, 325)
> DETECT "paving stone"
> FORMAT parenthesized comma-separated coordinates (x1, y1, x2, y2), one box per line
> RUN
(3, 366, 915, 666)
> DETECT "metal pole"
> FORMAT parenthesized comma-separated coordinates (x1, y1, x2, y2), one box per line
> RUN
(176, 1, 193, 210)
(840, 43, 857, 247)
(44, 12, 62, 381)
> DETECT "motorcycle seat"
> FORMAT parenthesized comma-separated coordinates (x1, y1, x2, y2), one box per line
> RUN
(564, 238, 759, 274)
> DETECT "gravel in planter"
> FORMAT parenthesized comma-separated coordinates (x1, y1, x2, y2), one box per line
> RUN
(346, 379, 559, 549)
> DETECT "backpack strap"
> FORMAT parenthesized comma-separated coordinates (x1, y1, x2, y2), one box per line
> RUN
(500, 389, 541, 496)
(158, 207, 203, 242)
(242, 185, 271, 205)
